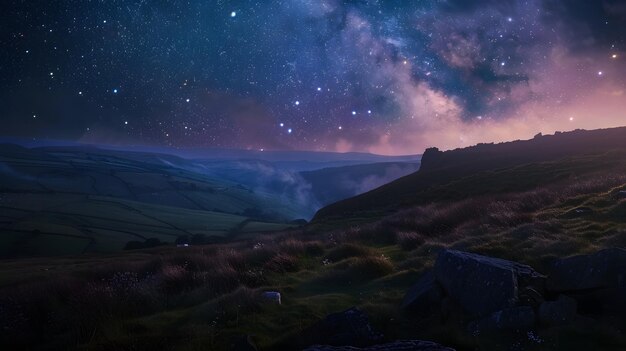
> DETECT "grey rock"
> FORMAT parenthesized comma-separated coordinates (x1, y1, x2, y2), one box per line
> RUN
(262, 291, 282, 304)
(299, 307, 383, 348)
(434, 249, 544, 317)
(469, 306, 535, 333)
(401, 271, 443, 314)
(570, 286, 626, 316)
(547, 248, 626, 292)
(229, 335, 258, 351)
(538, 295, 577, 326)
(303, 340, 456, 351)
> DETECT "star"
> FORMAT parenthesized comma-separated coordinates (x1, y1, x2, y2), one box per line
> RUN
(316, 87, 322, 91)
(279, 123, 284, 127)
(230, 11, 237, 18)
(287, 128, 292, 134)
(186, 98, 190, 102)
(598, 71, 603, 76)
(612, 54, 618, 59)
(295, 100, 300, 106)
(352, 111, 357, 116)
(367, 110, 372, 114)
(113, 88, 118, 93)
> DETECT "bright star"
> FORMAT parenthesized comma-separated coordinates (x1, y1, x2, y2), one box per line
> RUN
(367, 110, 372, 114)
(186, 98, 190, 102)
(352, 111, 357, 116)
(124, 121, 128, 125)
(279, 123, 284, 127)
(287, 128, 292, 134)
(612, 54, 618, 59)
(113, 89, 118, 93)
(569, 117, 574, 121)
(507, 17, 513, 22)
(231, 11, 236, 17)
(317, 87, 322, 91)
(338, 126, 342, 130)
(598, 71, 603, 76)
(295, 101, 300, 106)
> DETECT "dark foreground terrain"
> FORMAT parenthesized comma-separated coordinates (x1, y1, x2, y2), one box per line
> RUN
(0, 128, 625, 350)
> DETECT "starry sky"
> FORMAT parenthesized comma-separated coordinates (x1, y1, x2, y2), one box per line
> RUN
(2, 0, 626, 155)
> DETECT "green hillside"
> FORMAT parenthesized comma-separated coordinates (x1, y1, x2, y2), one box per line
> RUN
(0, 144, 299, 257)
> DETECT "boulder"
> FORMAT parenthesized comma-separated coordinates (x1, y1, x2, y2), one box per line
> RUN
(229, 335, 258, 351)
(538, 295, 577, 326)
(434, 250, 544, 317)
(401, 271, 443, 314)
(547, 248, 626, 292)
(469, 306, 535, 333)
(299, 307, 384, 348)
(569, 286, 626, 316)
(303, 340, 456, 351)
(262, 291, 282, 304)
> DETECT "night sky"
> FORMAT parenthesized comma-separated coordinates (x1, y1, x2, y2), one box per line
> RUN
(2, 0, 625, 155)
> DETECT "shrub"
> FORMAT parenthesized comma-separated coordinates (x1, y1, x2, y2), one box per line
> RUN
(319, 255, 394, 284)
(397, 232, 424, 251)
(350, 255, 394, 279)
(264, 253, 299, 273)
(324, 243, 374, 262)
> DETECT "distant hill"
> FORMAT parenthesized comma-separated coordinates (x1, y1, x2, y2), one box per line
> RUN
(0, 143, 419, 257)
(301, 162, 420, 206)
(314, 127, 626, 221)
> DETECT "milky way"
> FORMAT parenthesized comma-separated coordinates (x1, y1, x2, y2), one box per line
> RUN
(2, 0, 625, 154)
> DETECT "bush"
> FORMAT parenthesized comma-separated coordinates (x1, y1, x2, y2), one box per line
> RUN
(319, 255, 394, 284)
(264, 253, 299, 273)
(324, 243, 374, 262)
(397, 232, 424, 250)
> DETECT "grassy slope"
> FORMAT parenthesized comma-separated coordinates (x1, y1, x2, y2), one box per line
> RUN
(315, 127, 626, 221)
(1, 151, 624, 350)
(0, 145, 298, 256)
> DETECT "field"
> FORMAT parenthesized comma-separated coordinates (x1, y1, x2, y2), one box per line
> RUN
(1, 151, 625, 350)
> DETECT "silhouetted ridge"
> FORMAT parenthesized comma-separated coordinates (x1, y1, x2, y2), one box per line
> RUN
(313, 127, 626, 221)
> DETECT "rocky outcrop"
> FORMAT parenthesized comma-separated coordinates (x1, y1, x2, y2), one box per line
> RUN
(299, 307, 383, 348)
(401, 271, 443, 314)
(303, 340, 456, 351)
(547, 248, 626, 292)
(434, 250, 544, 318)
(538, 295, 577, 326)
(403, 247, 626, 338)
(469, 306, 535, 333)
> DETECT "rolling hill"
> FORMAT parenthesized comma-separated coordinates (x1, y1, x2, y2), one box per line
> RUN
(314, 127, 626, 221)
(0, 143, 419, 257)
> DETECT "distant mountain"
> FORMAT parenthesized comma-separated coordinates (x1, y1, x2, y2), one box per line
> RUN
(314, 127, 626, 221)
(0, 137, 419, 168)
(301, 162, 420, 206)
(0, 143, 419, 256)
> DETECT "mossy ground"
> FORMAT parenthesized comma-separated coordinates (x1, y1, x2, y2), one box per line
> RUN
(1, 161, 625, 350)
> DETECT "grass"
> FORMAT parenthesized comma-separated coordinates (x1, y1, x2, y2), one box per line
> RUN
(1, 163, 625, 350)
